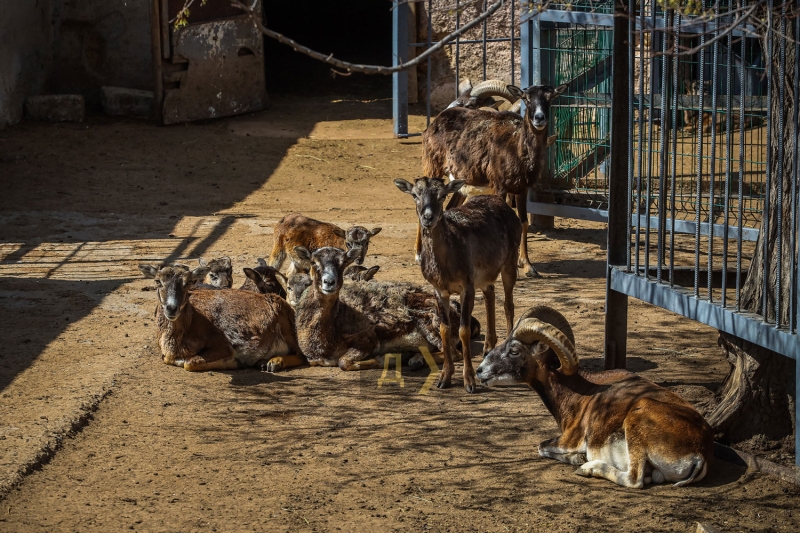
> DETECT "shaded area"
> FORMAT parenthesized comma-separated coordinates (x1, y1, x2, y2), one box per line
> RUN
(262, 0, 392, 97)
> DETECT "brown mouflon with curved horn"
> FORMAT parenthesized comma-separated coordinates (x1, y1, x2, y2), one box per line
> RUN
(476, 305, 714, 488)
(422, 83, 568, 277)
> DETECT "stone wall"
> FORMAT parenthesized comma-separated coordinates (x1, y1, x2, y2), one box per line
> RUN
(0, 0, 152, 128)
(47, 0, 153, 110)
(416, 0, 519, 111)
(0, 0, 56, 128)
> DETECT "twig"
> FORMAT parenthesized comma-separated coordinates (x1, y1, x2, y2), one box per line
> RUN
(296, 154, 328, 162)
(230, 0, 510, 75)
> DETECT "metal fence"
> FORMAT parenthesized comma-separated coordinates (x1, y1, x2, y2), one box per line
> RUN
(393, 0, 522, 136)
(393, 0, 799, 470)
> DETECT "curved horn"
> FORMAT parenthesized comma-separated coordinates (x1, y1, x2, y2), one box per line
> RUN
(513, 318, 579, 375)
(509, 100, 522, 115)
(514, 305, 575, 345)
(469, 79, 520, 102)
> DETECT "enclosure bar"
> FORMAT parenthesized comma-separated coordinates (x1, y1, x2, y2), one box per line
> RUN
(795, 0, 800, 475)
(605, 0, 632, 370)
(635, 2, 645, 278)
(656, 8, 669, 284)
(763, 0, 773, 323)
(528, 202, 760, 240)
(644, 11, 655, 283)
(694, 11, 706, 298)
(455, 0, 460, 99)
(794, 3, 800, 333)
(670, 11, 680, 287)
(534, 10, 754, 36)
(510, 0, 515, 86)
(776, 3, 786, 328)
(426, 0, 433, 127)
(627, 9, 635, 272)
(609, 269, 800, 359)
(722, 21, 733, 308)
(736, 0, 746, 312)
(392, 0, 409, 137)
(708, 5, 720, 303)
(482, 0, 488, 80)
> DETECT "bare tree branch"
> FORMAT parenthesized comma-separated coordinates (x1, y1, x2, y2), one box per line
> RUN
(229, 0, 523, 75)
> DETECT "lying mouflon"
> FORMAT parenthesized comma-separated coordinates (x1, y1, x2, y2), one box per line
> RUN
(139, 263, 303, 372)
(292, 246, 479, 370)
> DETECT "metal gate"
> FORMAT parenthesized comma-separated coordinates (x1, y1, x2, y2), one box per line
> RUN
(602, 0, 799, 470)
(393, 0, 799, 469)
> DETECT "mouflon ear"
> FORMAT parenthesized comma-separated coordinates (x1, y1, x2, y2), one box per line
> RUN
(506, 85, 524, 101)
(440, 179, 465, 199)
(139, 264, 158, 278)
(550, 83, 569, 100)
(243, 268, 261, 283)
(363, 266, 380, 281)
(189, 266, 211, 284)
(333, 227, 346, 239)
(394, 178, 415, 195)
(294, 246, 312, 262)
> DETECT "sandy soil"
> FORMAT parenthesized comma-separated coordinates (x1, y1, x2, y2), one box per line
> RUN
(0, 97, 797, 532)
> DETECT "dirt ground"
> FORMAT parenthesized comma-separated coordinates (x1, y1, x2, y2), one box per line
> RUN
(0, 97, 797, 533)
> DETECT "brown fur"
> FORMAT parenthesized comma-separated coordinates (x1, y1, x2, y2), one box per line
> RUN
(194, 256, 232, 289)
(421, 84, 567, 277)
(139, 263, 303, 373)
(477, 306, 714, 488)
(268, 213, 381, 275)
(343, 264, 380, 282)
(239, 258, 287, 299)
(293, 246, 477, 371)
(395, 178, 521, 393)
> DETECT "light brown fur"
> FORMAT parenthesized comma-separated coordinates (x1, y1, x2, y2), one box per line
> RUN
(140, 263, 303, 373)
(477, 306, 714, 488)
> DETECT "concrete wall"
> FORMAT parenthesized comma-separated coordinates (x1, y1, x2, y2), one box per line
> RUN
(0, 0, 56, 128)
(49, 0, 153, 109)
(0, 0, 152, 128)
(417, 1, 518, 111)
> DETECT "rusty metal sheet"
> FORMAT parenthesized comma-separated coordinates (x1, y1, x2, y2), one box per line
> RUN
(161, 16, 266, 125)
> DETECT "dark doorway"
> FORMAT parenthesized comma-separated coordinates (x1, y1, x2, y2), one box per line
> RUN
(262, 0, 392, 98)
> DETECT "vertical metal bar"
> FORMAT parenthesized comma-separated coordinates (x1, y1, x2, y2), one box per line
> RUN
(793, 0, 800, 333)
(482, 0, 488, 80)
(708, 3, 720, 302)
(627, 7, 634, 272)
(694, 9, 706, 298)
(392, 0, 409, 137)
(763, 0, 773, 322)
(635, 3, 645, 277)
(657, 8, 669, 284)
(606, 0, 632, 370)
(455, 0, 461, 99)
(426, 0, 432, 127)
(775, 1, 786, 328)
(722, 18, 733, 308)
(510, 0, 515, 86)
(670, 11, 679, 287)
(644, 5, 656, 281)
(736, 0, 745, 312)
(795, 0, 800, 477)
